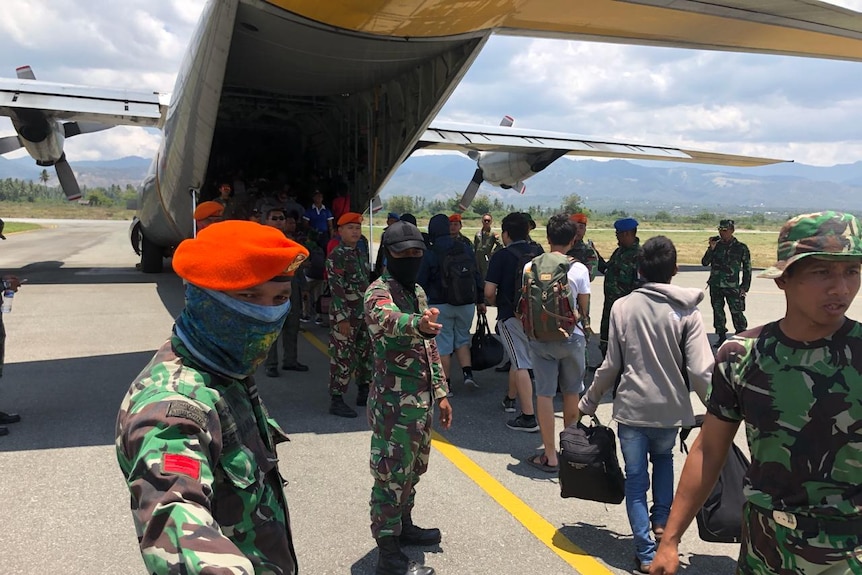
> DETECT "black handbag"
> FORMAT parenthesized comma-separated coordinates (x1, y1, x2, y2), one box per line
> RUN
(470, 313, 504, 371)
(559, 415, 626, 504)
(681, 415, 749, 543)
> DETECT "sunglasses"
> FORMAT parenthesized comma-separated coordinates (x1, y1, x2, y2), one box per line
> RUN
(269, 216, 286, 221)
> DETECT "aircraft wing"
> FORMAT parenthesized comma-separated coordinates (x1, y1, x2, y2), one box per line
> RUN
(0, 78, 166, 128)
(286, 0, 862, 62)
(419, 122, 786, 167)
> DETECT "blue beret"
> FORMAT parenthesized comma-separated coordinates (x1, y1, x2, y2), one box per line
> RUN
(614, 218, 638, 232)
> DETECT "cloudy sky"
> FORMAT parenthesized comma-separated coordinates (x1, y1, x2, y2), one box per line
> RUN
(3, 0, 862, 167)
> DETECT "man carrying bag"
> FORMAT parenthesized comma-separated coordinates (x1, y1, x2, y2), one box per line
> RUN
(576, 236, 713, 574)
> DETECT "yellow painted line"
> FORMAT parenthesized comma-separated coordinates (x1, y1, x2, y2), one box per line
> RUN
(303, 329, 330, 356)
(431, 431, 613, 574)
(304, 329, 613, 575)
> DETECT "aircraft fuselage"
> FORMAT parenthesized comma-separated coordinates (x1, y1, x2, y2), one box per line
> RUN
(136, 0, 487, 270)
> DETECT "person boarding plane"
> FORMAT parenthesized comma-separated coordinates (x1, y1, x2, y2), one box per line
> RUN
(3, 0, 862, 273)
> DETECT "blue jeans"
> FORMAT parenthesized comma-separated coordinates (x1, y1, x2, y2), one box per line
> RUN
(618, 424, 679, 565)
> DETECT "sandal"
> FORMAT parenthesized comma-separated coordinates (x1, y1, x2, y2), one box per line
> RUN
(526, 453, 558, 473)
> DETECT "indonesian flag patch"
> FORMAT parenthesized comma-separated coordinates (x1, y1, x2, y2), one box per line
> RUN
(162, 453, 201, 480)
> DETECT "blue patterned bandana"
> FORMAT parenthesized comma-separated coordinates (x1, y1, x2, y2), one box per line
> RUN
(174, 284, 290, 379)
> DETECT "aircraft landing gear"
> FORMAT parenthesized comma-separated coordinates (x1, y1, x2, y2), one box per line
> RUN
(140, 233, 164, 274)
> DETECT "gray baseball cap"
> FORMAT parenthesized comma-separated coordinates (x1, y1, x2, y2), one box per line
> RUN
(382, 221, 425, 253)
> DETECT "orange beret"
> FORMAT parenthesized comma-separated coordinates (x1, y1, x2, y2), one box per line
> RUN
(448, 214, 462, 223)
(174, 221, 310, 290)
(337, 212, 363, 226)
(193, 201, 224, 221)
(570, 213, 588, 224)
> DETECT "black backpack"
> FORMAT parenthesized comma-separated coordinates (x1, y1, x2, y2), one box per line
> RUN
(681, 416, 750, 543)
(437, 242, 477, 306)
(558, 416, 626, 504)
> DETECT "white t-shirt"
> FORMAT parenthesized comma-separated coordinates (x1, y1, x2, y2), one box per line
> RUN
(567, 260, 591, 336)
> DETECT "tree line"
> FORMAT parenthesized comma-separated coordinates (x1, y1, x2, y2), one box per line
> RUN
(0, 178, 137, 207)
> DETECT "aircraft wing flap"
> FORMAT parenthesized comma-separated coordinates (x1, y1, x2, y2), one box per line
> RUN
(420, 126, 786, 167)
(0, 78, 164, 127)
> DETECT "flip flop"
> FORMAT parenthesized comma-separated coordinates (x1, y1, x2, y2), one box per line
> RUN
(526, 453, 558, 473)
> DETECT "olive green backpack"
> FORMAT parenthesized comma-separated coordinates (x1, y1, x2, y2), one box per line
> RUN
(517, 252, 579, 342)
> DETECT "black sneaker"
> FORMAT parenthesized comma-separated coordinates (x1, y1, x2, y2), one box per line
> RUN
(329, 395, 358, 418)
(0, 411, 20, 425)
(506, 413, 539, 432)
(501, 396, 516, 413)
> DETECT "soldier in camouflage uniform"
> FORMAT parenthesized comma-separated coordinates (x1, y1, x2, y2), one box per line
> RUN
(701, 219, 752, 346)
(567, 212, 599, 281)
(115, 221, 309, 575)
(364, 221, 452, 575)
(326, 212, 374, 417)
(598, 217, 641, 356)
(449, 213, 472, 250)
(652, 211, 862, 575)
(473, 213, 503, 280)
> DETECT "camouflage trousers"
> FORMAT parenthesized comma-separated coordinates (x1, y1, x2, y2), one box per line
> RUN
(710, 285, 748, 335)
(738, 504, 862, 574)
(598, 295, 619, 356)
(328, 318, 372, 396)
(368, 389, 433, 539)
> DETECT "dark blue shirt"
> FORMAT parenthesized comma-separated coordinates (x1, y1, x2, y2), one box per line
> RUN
(485, 240, 544, 321)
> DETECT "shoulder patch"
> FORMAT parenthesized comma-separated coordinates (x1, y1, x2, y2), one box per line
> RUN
(166, 401, 208, 429)
(162, 453, 201, 480)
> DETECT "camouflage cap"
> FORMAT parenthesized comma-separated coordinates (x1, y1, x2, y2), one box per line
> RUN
(718, 219, 734, 229)
(759, 211, 862, 278)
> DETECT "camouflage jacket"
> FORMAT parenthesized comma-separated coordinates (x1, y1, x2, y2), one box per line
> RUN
(598, 239, 641, 301)
(116, 337, 297, 575)
(363, 272, 447, 400)
(326, 243, 370, 324)
(473, 230, 502, 263)
(701, 236, 752, 291)
(708, 320, 862, 519)
(567, 238, 599, 281)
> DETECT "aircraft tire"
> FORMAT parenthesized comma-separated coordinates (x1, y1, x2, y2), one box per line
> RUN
(140, 233, 164, 274)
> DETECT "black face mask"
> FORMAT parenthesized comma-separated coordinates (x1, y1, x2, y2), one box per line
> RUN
(386, 252, 423, 289)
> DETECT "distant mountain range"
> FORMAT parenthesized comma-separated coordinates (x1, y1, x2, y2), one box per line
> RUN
(0, 156, 151, 189)
(4, 153, 862, 213)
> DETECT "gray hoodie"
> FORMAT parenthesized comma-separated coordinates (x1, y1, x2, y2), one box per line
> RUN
(579, 282, 713, 428)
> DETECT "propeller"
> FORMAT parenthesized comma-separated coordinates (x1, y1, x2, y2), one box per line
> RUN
(53, 154, 82, 201)
(454, 115, 519, 213)
(5, 66, 93, 201)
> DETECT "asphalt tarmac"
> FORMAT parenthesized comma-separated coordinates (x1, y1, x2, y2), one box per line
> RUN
(1, 220, 858, 575)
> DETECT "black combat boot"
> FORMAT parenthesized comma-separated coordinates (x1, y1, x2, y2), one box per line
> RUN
(713, 333, 727, 348)
(329, 395, 358, 418)
(375, 536, 435, 575)
(356, 384, 369, 407)
(400, 511, 442, 546)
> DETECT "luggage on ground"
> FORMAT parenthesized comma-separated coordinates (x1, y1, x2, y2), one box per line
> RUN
(559, 415, 625, 504)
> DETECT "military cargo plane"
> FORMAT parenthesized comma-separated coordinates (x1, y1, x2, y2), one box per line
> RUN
(3, 0, 862, 272)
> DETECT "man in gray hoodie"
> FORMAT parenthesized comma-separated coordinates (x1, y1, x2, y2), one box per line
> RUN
(578, 235, 713, 574)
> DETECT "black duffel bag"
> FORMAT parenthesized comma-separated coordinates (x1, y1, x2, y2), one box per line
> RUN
(470, 313, 504, 371)
(681, 415, 749, 543)
(559, 415, 625, 504)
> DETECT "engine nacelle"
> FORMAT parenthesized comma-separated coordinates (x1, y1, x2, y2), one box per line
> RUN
(477, 151, 536, 188)
(10, 111, 65, 166)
